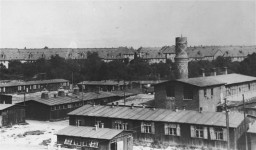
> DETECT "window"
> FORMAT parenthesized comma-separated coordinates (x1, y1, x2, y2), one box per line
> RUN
(64, 138, 72, 145)
(209, 127, 227, 141)
(51, 106, 55, 111)
(166, 85, 175, 98)
(76, 120, 82, 126)
(184, 86, 193, 100)
(204, 89, 207, 96)
(95, 121, 104, 128)
(191, 125, 208, 139)
(195, 126, 204, 138)
(73, 139, 81, 146)
(68, 104, 72, 108)
(113, 120, 128, 130)
(211, 88, 213, 97)
(164, 123, 180, 136)
(141, 122, 155, 134)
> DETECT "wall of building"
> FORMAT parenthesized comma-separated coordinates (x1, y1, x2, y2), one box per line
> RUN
(174, 83, 199, 111)
(0, 105, 25, 127)
(0, 81, 69, 94)
(69, 115, 241, 150)
(154, 83, 175, 109)
(21, 101, 50, 120)
(198, 86, 224, 112)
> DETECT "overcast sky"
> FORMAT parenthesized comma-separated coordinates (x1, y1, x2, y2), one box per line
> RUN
(0, 0, 255, 48)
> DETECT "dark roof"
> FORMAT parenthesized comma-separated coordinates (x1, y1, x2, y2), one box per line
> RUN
(0, 79, 68, 87)
(23, 91, 118, 106)
(77, 91, 118, 100)
(68, 105, 244, 128)
(78, 80, 128, 86)
(56, 126, 124, 140)
(25, 95, 81, 106)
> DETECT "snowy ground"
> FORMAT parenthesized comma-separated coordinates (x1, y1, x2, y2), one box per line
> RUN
(0, 120, 202, 150)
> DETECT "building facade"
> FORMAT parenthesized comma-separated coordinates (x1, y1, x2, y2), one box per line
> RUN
(68, 104, 247, 150)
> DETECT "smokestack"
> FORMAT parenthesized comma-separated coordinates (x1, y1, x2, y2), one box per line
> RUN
(199, 107, 203, 113)
(201, 68, 205, 77)
(223, 67, 228, 75)
(41, 88, 49, 99)
(174, 36, 189, 79)
(58, 86, 65, 97)
(175, 106, 178, 112)
(212, 68, 216, 76)
(73, 85, 79, 95)
(131, 103, 134, 109)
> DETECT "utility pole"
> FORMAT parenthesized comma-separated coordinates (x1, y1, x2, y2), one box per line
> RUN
(123, 80, 126, 105)
(225, 98, 230, 150)
(82, 85, 84, 106)
(243, 94, 248, 150)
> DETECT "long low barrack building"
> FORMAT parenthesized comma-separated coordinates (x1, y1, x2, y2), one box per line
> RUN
(68, 104, 247, 150)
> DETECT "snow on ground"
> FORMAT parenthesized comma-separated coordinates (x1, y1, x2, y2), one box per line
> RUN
(0, 120, 68, 150)
(0, 120, 202, 150)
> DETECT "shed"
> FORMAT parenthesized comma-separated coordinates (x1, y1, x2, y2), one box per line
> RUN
(0, 104, 25, 127)
(56, 126, 133, 150)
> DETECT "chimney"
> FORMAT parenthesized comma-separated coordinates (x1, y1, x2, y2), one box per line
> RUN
(94, 124, 98, 130)
(142, 104, 146, 108)
(183, 106, 186, 110)
(73, 85, 79, 95)
(41, 89, 49, 99)
(58, 86, 65, 97)
(54, 94, 57, 98)
(111, 102, 115, 108)
(201, 68, 205, 77)
(199, 107, 203, 113)
(212, 68, 216, 76)
(116, 102, 119, 107)
(175, 106, 178, 112)
(223, 67, 228, 75)
(131, 103, 134, 109)
(100, 123, 104, 128)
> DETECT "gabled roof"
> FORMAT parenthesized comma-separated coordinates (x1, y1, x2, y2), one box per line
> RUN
(157, 74, 256, 87)
(0, 79, 68, 88)
(78, 80, 128, 86)
(186, 46, 222, 58)
(24, 95, 81, 106)
(23, 91, 118, 106)
(0, 104, 15, 111)
(56, 126, 124, 140)
(160, 46, 175, 54)
(68, 105, 244, 128)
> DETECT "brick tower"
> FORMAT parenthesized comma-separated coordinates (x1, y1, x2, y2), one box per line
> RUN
(174, 36, 189, 79)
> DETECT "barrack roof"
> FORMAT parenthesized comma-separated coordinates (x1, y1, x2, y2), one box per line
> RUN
(68, 104, 244, 128)
(56, 126, 124, 140)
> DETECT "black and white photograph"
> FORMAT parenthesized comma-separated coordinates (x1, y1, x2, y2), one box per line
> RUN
(0, 0, 256, 150)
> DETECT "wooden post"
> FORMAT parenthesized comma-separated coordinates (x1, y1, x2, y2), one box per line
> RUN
(243, 94, 248, 150)
(225, 98, 230, 150)
(124, 80, 126, 105)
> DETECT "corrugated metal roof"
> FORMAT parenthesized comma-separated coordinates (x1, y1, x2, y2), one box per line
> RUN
(161, 73, 256, 87)
(68, 105, 244, 128)
(56, 126, 123, 140)
(78, 80, 128, 86)
(0, 79, 68, 87)
(23, 91, 117, 106)
(0, 104, 15, 110)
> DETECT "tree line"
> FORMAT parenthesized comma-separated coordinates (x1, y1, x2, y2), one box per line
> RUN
(0, 52, 256, 83)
